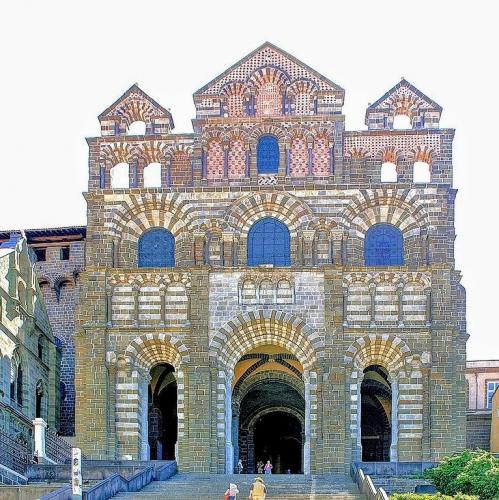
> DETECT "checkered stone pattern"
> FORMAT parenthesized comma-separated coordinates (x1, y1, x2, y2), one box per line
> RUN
(164, 284, 188, 325)
(112, 284, 135, 324)
(402, 282, 427, 324)
(312, 136, 330, 176)
(207, 140, 224, 179)
(228, 139, 246, 178)
(290, 137, 308, 176)
(374, 283, 399, 325)
(138, 285, 161, 326)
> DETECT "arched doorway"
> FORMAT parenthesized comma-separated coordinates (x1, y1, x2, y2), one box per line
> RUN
(361, 365, 392, 461)
(148, 363, 177, 460)
(233, 347, 305, 474)
(253, 410, 302, 474)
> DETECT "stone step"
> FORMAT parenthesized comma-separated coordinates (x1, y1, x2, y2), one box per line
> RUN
(113, 473, 364, 499)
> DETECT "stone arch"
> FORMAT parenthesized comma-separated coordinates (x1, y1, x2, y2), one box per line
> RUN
(344, 333, 412, 374)
(224, 192, 313, 237)
(123, 332, 190, 370)
(340, 190, 429, 237)
(210, 310, 321, 372)
(249, 123, 286, 141)
(234, 370, 304, 404)
(107, 193, 192, 241)
(115, 332, 190, 460)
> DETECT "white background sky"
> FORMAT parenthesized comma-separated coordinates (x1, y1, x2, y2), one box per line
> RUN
(1, 1, 497, 359)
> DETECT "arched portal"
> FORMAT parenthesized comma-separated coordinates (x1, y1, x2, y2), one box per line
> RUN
(148, 363, 177, 460)
(232, 346, 305, 474)
(361, 365, 392, 462)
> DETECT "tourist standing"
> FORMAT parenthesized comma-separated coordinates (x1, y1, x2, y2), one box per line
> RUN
(264, 460, 273, 474)
(257, 460, 264, 474)
(224, 482, 239, 500)
(237, 459, 243, 474)
(249, 477, 267, 500)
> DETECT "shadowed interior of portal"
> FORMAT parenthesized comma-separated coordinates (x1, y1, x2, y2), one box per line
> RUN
(148, 363, 177, 460)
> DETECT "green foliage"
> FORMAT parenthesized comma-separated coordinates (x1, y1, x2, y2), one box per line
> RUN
(423, 449, 499, 499)
(390, 494, 478, 500)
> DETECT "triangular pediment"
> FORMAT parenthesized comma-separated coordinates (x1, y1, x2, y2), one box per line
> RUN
(99, 84, 172, 121)
(368, 79, 442, 113)
(194, 42, 344, 98)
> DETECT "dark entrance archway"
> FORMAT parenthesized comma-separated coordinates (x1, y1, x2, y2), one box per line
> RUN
(254, 410, 302, 474)
(361, 365, 392, 461)
(237, 378, 304, 474)
(148, 363, 177, 460)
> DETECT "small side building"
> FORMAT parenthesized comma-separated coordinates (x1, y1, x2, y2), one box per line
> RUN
(0, 232, 60, 473)
(465, 360, 499, 451)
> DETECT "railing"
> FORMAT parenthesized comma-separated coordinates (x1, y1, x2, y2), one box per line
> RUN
(355, 468, 389, 500)
(0, 429, 30, 475)
(45, 426, 76, 464)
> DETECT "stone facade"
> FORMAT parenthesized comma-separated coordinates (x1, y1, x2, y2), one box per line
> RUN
(0, 233, 60, 457)
(465, 360, 499, 450)
(31, 42, 466, 474)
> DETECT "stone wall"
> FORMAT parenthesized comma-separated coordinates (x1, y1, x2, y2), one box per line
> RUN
(466, 413, 491, 451)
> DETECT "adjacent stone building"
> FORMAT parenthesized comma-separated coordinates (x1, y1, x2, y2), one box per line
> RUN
(0, 233, 60, 470)
(72, 43, 468, 474)
(465, 360, 499, 451)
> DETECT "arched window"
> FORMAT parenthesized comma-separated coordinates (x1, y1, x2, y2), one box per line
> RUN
(365, 224, 403, 266)
(257, 136, 279, 174)
(128, 121, 146, 135)
(138, 228, 175, 268)
(393, 114, 412, 129)
(110, 163, 130, 188)
(413, 161, 431, 183)
(143, 162, 162, 188)
(247, 218, 291, 266)
(381, 162, 398, 182)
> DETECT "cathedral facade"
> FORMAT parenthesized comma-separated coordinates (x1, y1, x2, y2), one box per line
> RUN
(74, 42, 467, 474)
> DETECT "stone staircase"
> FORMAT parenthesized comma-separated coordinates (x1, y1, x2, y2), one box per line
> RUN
(113, 473, 365, 499)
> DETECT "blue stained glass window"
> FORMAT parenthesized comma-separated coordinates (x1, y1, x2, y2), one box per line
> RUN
(257, 135, 279, 174)
(364, 224, 403, 266)
(248, 217, 290, 266)
(138, 228, 175, 267)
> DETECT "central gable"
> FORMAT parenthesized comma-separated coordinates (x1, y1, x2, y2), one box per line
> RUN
(193, 42, 344, 119)
(195, 42, 343, 96)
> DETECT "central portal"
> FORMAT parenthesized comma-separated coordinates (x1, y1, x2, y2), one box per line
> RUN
(233, 346, 305, 474)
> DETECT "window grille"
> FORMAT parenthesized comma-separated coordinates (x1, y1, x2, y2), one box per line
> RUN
(247, 218, 290, 266)
(257, 136, 279, 174)
(138, 228, 175, 268)
(364, 224, 403, 266)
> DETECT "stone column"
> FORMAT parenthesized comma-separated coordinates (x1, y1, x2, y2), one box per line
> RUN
(159, 284, 166, 326)
(222, 233, 234, 267)
(105, 286, 113, 327)
(389, 373, 399, 462)
(33, 418, 48, 461)
(397, 283, 404, 327)
(303, 370, 311, 474)
(232, 401, 240, 471)
(331, 231, 343, 264)
(133, 285, 140, 327)
(355, 371, 364, 462)
(139, 370, 151, 460)
(369, 283, 376, 327)
(302, 231, 315, 267)
(225, 373, 234, 473)
(307, 142, 314, 177)
(425, 288, 432, 326)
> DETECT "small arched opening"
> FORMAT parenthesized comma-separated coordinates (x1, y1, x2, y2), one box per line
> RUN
(143, 162, 162, 188)
(148, 363, 177, 460)
(381, 162, 398, 183)
(110, 163, 130, 189)
(392, 113, 412, 130)
(127, 121, 146, 135)
(361, 365, 392, 462)
(413, 161, 431, 183)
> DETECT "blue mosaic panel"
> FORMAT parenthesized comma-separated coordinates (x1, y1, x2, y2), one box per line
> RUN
(257, 135, 279, 174)
(248, 217, 290, 266)
(138, 228, 175, 267)
(364, 224, 403, 266)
